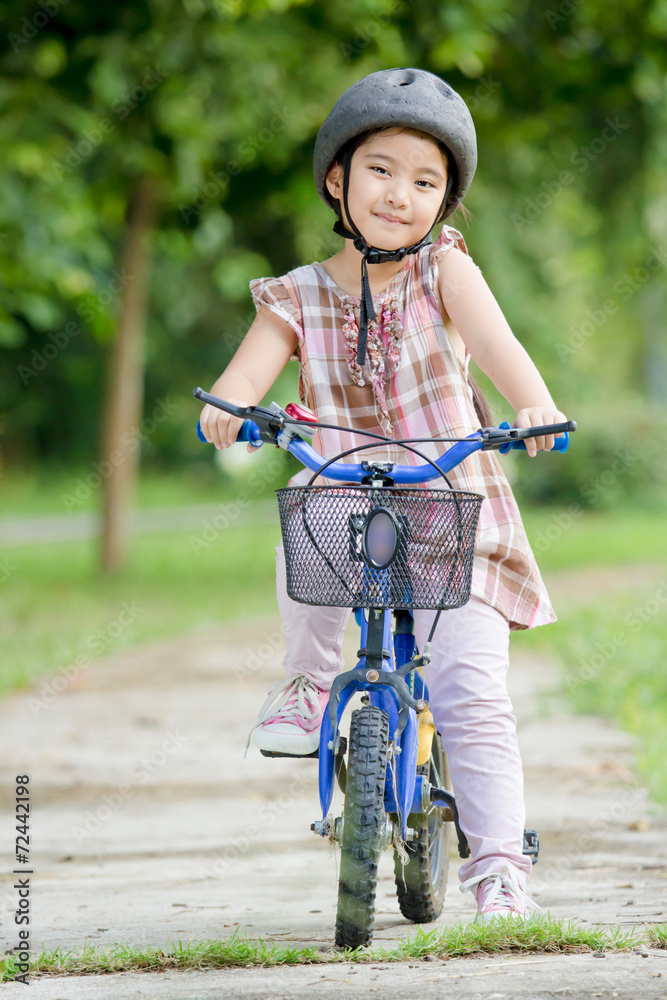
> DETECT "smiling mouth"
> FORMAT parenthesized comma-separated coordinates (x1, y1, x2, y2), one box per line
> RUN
(374, 214, 407, 225)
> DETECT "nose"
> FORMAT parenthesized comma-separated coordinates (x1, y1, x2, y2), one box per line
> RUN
(386, 175, 410, 208)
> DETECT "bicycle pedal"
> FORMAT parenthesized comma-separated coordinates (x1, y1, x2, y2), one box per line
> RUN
(522, 828, 540, 863)
(259, 749, 319, 759)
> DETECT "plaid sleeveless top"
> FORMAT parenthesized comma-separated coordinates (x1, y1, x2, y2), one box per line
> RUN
(249, 225, 556, 630)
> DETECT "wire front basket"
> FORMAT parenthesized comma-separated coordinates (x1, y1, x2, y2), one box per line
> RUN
(276, 485, 483, 610)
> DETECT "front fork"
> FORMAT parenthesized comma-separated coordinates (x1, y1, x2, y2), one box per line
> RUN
(315, 607, 465, 849)
(312, 607, 540, 864)
(316, 606, 415, 841)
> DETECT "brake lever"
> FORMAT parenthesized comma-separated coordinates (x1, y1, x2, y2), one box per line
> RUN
(193, 387, 287, 444)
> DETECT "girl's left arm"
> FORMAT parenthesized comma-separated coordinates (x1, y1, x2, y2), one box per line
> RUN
(437, 247, 567, 457)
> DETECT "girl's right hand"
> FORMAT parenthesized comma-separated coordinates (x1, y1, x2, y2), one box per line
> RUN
(199, 397, 255, 453)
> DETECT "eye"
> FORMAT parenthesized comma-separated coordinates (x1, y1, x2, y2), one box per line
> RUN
(416, 180, 434, 188)
(371, 166, 389, 175)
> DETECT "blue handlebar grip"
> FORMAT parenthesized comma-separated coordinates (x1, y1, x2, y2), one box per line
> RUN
(236, 420, 263, 447)
(504, 432, 569, 454)
(196, 419, 263, 448)
(498, 421, 569, 454)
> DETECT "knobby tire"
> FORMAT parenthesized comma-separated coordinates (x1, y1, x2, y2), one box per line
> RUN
(335, 705, 389, 949)
(393, 732, 451, 922)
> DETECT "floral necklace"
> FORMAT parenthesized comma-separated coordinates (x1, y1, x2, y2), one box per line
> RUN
(340, 288, 403, 438)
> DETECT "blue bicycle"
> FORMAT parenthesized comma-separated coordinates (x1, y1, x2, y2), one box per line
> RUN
(194, 387, 575, 948)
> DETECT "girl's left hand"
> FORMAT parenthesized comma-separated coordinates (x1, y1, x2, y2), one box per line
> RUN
(513, 407, 568, 458)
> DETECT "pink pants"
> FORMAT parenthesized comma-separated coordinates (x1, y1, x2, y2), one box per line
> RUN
(275, 539, 532, 888)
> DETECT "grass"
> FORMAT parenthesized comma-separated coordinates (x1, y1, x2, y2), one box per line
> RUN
(1, 916, 662, 980)
(520, 505, 667, 571)
(519, 589, 667, 804)
(646, 924, 667, 948)
(1, 466, 230, 517)
(0, 521, 281, 698)
(513, 504, 667, 802)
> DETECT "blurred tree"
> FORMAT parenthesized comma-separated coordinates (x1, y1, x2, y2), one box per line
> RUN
(0, 0, 665, 565)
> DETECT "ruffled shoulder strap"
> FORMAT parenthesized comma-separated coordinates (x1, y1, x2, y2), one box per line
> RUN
(422, 224, 480, 300)
(248, 274, 304, 352)
(421, 226, 470, 298)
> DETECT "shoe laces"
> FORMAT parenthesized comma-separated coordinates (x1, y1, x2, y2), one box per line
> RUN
(459, 864, 541, 915)
(244, 675, 325, 757)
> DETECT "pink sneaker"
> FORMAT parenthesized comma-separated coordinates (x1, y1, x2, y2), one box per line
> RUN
(246, 675, 329, 757)
(460, 865, 541, 922)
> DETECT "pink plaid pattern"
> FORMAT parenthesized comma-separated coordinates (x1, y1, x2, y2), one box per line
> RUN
(249, 225, 556, 631)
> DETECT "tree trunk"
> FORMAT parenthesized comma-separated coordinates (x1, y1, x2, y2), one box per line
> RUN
(100, 173, 161, 574)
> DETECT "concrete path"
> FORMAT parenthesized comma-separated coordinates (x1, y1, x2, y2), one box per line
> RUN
(0, 594, 665, 997)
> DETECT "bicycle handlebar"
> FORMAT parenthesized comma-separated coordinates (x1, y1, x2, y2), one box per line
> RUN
(196, 417, 262, 447)
(193, 387, 576, 482)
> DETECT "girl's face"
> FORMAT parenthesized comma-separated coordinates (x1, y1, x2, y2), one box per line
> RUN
(326, 128, 449, 249)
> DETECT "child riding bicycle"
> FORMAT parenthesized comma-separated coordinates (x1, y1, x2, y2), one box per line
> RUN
(198, 67, 568, 922)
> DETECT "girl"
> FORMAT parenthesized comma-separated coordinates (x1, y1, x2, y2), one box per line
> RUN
(199, 67, 567, 921)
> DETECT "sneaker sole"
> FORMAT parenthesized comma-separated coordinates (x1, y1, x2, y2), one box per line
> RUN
(259, 748, 319, 759)
(253, 729, 321, 756)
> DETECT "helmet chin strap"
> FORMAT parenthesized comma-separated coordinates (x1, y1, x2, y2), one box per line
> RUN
(334, 146, 453, 366)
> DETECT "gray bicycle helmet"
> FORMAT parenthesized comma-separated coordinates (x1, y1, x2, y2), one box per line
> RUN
(313, 67, 477, 366)
(314, 67, 477, 221)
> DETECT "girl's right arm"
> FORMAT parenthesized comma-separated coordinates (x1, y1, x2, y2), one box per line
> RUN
(199, 304, 299, 451)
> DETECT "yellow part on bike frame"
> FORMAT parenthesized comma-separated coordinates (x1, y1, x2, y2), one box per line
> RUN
(416, 709, 436, 766)
(408, 666, 435, 765)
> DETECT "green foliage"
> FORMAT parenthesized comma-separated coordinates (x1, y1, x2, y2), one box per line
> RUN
(509, 396, 667, 510)
(0, 0, 665, 499)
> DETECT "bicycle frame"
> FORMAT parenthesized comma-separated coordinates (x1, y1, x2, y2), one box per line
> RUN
(193, 386, 573, 861)
(272, 426, 552, 847)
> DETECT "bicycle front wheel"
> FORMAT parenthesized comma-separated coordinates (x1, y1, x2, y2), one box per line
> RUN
(393, 731, 451, 922)
(335, 705, 389, 949)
